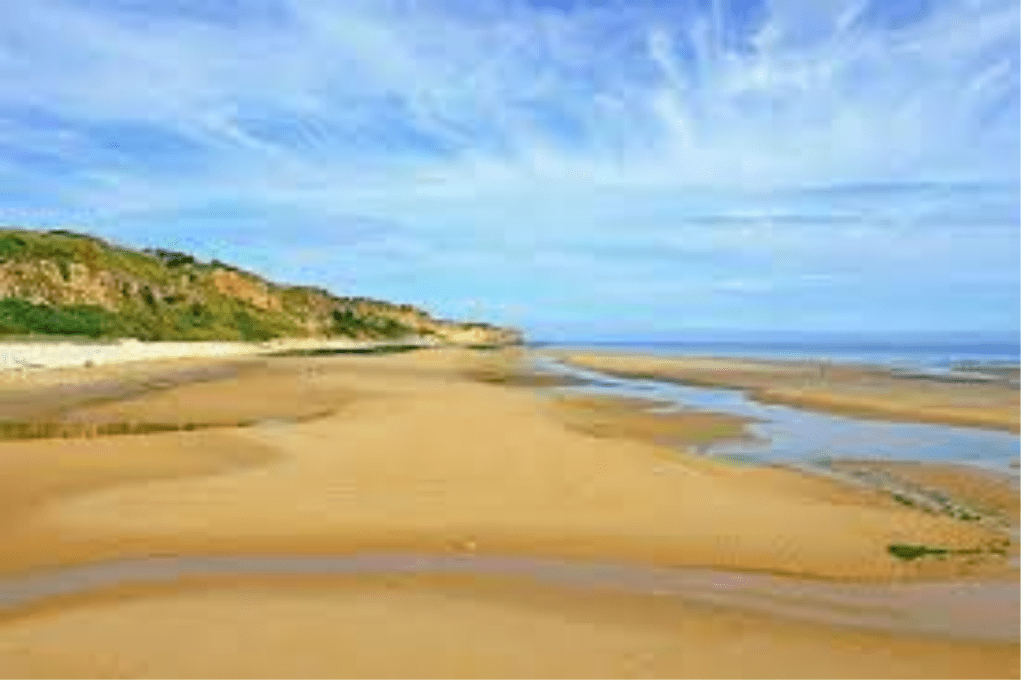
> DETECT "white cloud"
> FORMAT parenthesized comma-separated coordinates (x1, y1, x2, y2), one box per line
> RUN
(0, 0, 1016, 214)
(0, 0, 1016, 332)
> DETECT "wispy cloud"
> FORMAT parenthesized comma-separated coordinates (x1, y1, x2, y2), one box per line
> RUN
(0, 0, 1017, 333)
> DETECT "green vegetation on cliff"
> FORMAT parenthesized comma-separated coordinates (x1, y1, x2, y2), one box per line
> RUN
(0, 228, 519, 343)
(0, 299, 122, 338)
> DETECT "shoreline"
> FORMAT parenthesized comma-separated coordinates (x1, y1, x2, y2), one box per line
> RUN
(540, 350, 1020, 535)
(551, 350, 1021, 433)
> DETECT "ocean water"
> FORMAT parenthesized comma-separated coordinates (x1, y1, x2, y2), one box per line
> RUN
(536, 336, 1020, 373)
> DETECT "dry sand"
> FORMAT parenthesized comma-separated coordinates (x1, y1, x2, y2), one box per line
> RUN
(557, 351, 1021, 432)
(0, 337, 414, 372)
(0, 348, 1016, 677)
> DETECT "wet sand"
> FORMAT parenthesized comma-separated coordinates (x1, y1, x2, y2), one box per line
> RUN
(0, 572, 1016, 679)
(0, 554, 1018, 639)
(819, 460, 1020, 527)
(0, 348, 1017, 677)
(551, 393, 755, 450)
(0, 557, 1017, 679)
(556, 351, 1021, 432)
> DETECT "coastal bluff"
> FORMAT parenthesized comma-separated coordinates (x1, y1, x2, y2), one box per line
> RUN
(0, 227, 521, 346)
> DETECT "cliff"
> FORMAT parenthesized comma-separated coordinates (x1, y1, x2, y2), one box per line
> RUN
(0, 228, 522, 345)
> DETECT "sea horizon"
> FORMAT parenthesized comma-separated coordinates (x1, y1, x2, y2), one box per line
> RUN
(534, 332, 1021, 372)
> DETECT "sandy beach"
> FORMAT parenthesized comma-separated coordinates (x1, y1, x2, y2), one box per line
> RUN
(0, 337, 437, 373)
(0, 347, 1017, 677)
(2, 0, 1016, 675)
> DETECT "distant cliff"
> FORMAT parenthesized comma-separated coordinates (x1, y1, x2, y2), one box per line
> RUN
(0, 228, 522, 345)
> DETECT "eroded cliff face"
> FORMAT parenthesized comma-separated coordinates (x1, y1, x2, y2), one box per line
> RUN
(0, 260, 123, 309)
(0, 228, 522, 344)
(209, 269, 283, 312)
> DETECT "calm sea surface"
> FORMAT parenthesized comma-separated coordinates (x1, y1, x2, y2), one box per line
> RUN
(536, 337, 1020, 372)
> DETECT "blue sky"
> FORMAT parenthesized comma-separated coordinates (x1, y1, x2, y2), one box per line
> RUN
(0, 0, 1018, 338)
